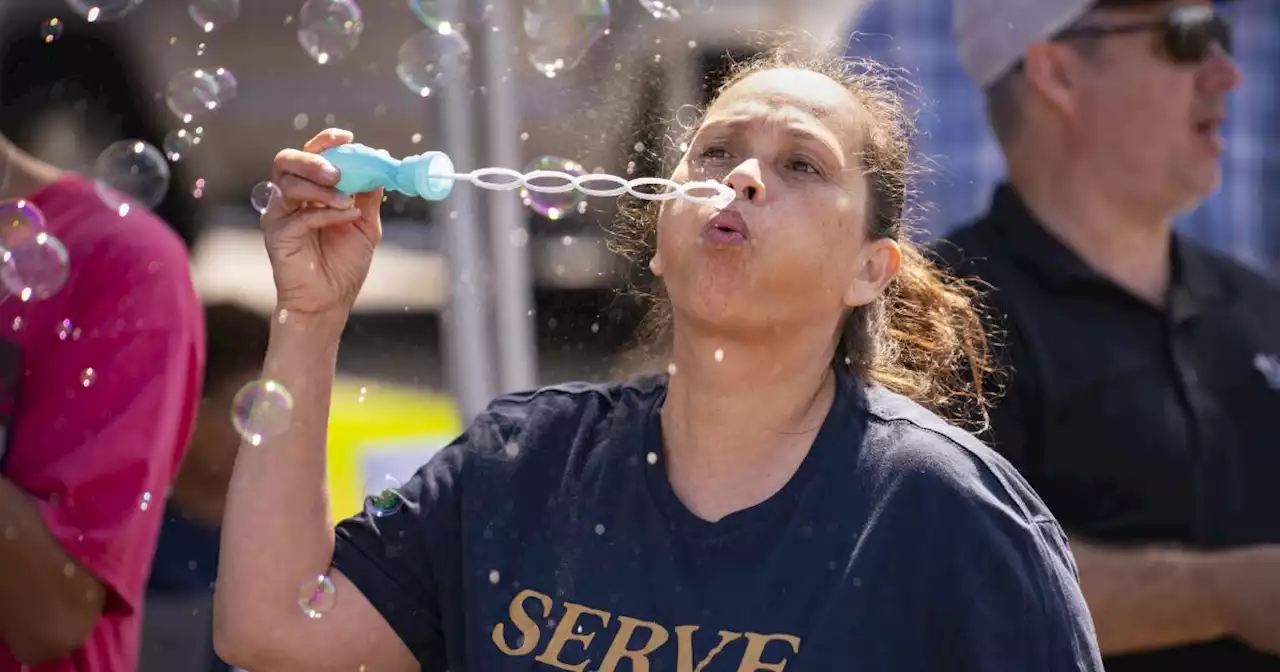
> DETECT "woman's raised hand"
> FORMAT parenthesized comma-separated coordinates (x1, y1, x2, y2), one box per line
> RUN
(261, 129, 385, 320)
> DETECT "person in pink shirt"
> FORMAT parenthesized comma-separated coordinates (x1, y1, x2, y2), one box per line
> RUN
(0, 129, 205, 671)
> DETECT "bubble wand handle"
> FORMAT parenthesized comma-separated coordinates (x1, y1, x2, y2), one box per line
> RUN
(319, 143, 735, 208)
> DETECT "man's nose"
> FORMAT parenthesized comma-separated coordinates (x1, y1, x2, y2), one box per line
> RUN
(1199, 43, 1242, 95)
(724, 159, 766, 203)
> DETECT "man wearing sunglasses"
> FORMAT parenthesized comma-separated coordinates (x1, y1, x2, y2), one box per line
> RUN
(937, 1, 1280, 670)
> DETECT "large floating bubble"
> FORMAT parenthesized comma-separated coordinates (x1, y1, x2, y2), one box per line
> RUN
(93, 140, 171, 209)
(523, 0, 611, 78)
(395, 25, 471, 98)
(297, 0, 364, 65)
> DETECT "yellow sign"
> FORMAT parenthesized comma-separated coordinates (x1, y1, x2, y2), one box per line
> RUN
(326, 378, 463, 521)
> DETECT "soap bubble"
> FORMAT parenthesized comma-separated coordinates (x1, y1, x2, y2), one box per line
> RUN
(408, 0, 457, 29)
(0, 232, 71, 302)
(93, 140, 171, 209)
(210, 67, 238, 104)
(41, 18, 64, 43)
(250, 181, 281, 214)
(165, 69, 222, 122)
(188, 0, 240, 32)
(65, 0, 141, 23)
(637, 0, 714, 21)
(520, 156, 586, 220)
(395, 25, 470, 98)
(297, 0, 364, 65)
(523, 0, 611, 77)
(230, 379, 294, 446)
(0, 199, 47, 250)
(163, 129, 197, 161)
(363, 474, 404, 517)
(298, 575, 337, 619)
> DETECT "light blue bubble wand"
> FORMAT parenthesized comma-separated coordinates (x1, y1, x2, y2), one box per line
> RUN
(318, 143, 736, 208)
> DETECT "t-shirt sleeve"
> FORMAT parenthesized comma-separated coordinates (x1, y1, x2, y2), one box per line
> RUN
(8, 248, 204, 617)
(936, 468, 1104, 671)
(331, 409, 504, 669)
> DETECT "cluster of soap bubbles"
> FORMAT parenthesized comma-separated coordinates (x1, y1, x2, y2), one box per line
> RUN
(0, 200, 71, 303)
(50, 1, 241, 215)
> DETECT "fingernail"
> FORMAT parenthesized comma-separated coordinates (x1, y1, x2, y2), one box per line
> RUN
(333, 193, 354, 208)
(320, 161, 341, 180)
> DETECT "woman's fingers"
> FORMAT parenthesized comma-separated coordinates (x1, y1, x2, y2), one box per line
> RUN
(303, 128, 355, 155)
(276, 174, 354, 211)
(264, 205, 363, 237)
(272, 149, 341, 192)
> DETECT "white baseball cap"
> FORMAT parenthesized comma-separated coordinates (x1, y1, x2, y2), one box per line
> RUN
(953, 0, 1231, 89)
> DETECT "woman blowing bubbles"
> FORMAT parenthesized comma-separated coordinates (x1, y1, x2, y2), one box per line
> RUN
(214, 49, 1103, 671)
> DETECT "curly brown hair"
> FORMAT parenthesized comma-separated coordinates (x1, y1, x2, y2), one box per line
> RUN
(611, 47, 1000, 429)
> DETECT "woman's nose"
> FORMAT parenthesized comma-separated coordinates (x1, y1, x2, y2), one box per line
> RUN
(724, 159, 766, 203)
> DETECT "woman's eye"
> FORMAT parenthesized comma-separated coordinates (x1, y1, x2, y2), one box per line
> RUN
(699, 146, 731, 159)
(788, 159, 820, 175)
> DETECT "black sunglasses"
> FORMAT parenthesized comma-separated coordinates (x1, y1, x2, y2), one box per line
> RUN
(1055, 5, 1232, 64)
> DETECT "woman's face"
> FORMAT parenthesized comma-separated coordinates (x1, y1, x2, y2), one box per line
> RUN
(651, 68, 901, 338)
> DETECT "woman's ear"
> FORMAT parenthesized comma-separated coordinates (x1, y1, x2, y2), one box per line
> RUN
(843, 238, 901, 308)
(649, 252, 664, 277)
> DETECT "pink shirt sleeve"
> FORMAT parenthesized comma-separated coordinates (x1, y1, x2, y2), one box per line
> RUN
(4, 201, 204, 617)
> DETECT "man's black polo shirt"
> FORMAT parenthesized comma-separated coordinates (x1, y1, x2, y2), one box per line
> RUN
(934, 184, 1280, 671)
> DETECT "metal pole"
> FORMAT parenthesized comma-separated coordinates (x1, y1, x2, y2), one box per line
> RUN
(480, 0, 539, 392)
(435, 0, 497, 421)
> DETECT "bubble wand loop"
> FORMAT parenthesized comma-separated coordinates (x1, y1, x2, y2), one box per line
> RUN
(318, 144, 736, 209)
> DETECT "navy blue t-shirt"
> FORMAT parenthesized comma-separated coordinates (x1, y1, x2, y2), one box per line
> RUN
(333, 368, 1103, 671)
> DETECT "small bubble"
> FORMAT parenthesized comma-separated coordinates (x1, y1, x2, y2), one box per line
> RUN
(363, 474, 404, 517)
(293, 113, 309, 130)
(713, 348, 724, 362)
(230, 380, 294, 446)
(79, 368, 97, 387)
(594, 523, 605, 535)
(488, 569, 501, 584)
(41, 18, 64, 43)
(646, 452, 658, 465)
(666, 362, 678, 376)
(411, 132, 423, 144)
(298, 575, 337, 619)
(250, 181, 281, 214)
(503, 441, 520, 458)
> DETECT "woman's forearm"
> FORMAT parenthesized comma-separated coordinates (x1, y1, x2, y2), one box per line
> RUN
(213, 311, 346, 659)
